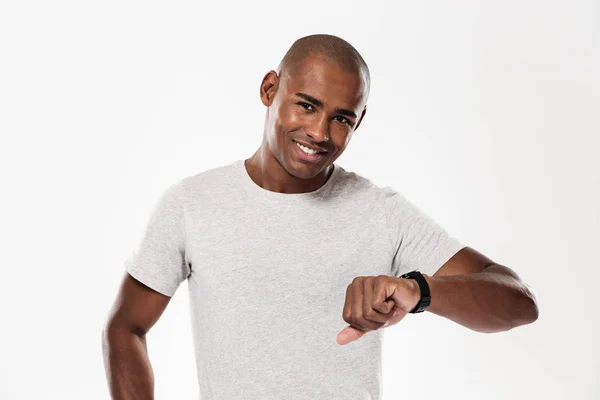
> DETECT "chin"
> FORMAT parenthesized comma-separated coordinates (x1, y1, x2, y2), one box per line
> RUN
(290, 162, 332, 180)
(287, 165, 318, 179)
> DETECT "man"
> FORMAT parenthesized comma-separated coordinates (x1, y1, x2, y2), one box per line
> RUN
(102, 34, 539, 399)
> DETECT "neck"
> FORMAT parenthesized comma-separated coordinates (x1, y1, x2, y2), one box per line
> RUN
(244, 145, 334, 194)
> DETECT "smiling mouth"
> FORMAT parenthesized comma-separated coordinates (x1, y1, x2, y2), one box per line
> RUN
(292, 140, 328, 163)
(292, 140, 327, 154)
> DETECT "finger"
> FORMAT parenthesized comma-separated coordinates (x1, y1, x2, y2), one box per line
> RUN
(342, 283, 353, 325)
(351, 277, 371, 331)
(362, 278, 389, 327)
(371, 276, 395, 315)
(351, 277, 381, 331)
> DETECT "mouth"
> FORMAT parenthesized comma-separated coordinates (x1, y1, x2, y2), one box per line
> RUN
(292, 140, 328, 163)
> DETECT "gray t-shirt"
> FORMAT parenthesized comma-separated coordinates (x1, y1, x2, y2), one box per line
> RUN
(125, 159, 465, 400)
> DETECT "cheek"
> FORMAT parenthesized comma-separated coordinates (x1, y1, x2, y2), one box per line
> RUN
(333, 132, 352, 153)
(274, 108, 304, 139)
(282, 107, 303, 126)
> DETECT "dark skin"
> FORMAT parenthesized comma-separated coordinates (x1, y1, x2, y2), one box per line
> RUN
(102, 54, 369, 398)
(102, 272, 167, 399)
(337, 247, 539, 344)
(102, 53, 539, 397)
(244, 53, 368, 194)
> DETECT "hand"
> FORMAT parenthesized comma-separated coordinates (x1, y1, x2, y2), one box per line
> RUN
(336, 275, 421, 345)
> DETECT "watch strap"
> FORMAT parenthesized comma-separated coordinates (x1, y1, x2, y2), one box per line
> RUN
(400, 270, 431, 313)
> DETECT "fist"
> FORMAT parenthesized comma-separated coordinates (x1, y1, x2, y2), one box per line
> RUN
(336, 275, 421, 345)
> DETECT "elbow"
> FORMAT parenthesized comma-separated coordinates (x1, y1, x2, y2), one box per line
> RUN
(102, 317, 146, 346)
(102, 318, 116, 341)
(520, 285, 539, 324)
(523, 291, 539, 325)
(478, 289, 539, 334)
(101, 324, 113, 365)
(101, 318, 124, 352)
(102, 320, 116, 355)
(509, 288, 540, 331)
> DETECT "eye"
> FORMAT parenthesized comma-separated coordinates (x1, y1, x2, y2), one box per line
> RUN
(334, 116, 351, 126)
(297, 102, 314, 111)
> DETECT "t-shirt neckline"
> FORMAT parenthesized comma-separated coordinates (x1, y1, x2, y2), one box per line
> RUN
(237, 159, 341, 202)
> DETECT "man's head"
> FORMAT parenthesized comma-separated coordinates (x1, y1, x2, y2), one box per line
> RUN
(259, 34, 370, 180)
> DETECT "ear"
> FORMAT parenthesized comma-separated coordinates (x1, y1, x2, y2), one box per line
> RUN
(354, 105, 367, 132)
(260, 70, 279, 107)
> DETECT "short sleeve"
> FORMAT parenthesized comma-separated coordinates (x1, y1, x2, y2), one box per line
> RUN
(383, 187, 466, 278)
(124, 180, 190, 297)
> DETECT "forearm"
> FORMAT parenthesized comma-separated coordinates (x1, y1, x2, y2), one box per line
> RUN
(422, 264, 539, 333)
(102, 326, 154, 399)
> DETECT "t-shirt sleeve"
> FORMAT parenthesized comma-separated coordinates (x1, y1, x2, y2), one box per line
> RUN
(383, 187, 466, 278)
(124, 180, 190, 297)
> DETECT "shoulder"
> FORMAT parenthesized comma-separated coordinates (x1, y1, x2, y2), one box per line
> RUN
(178, 159, 240, 199)
(334, 165, 405, 205)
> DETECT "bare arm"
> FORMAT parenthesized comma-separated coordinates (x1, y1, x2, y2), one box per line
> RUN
(102, 272, 172, 400)
(424, 247, 539, 333)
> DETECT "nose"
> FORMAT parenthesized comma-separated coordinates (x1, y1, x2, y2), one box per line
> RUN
(305, 113, 330, 143)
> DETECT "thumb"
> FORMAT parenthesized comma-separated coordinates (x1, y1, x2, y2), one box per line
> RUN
(382, 310, 400, 327)
(336, 326, 367, 345)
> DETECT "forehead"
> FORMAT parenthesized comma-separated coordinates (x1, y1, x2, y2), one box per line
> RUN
(281, 54, 367, 109)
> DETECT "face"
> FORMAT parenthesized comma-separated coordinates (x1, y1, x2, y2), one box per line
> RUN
(259, 54, 368, 180)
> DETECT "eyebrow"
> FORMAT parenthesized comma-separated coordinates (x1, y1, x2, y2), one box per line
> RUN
(295, 92, 358, 119)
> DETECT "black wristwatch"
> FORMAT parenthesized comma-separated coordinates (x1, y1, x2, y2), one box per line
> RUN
(400, 270, 431, 313)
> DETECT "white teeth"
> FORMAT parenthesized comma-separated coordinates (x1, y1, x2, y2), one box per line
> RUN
(295, 141, 320, 155)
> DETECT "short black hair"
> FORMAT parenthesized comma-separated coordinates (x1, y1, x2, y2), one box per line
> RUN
(276, 34, 371, 99)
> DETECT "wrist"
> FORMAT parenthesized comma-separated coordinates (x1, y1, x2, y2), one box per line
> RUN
(400, 271, 432, 313)
(399, 276, 421, 307)
(408, 277, 421, 299)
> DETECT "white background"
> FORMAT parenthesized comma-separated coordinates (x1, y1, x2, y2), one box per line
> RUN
(1, 1, 598, 399)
